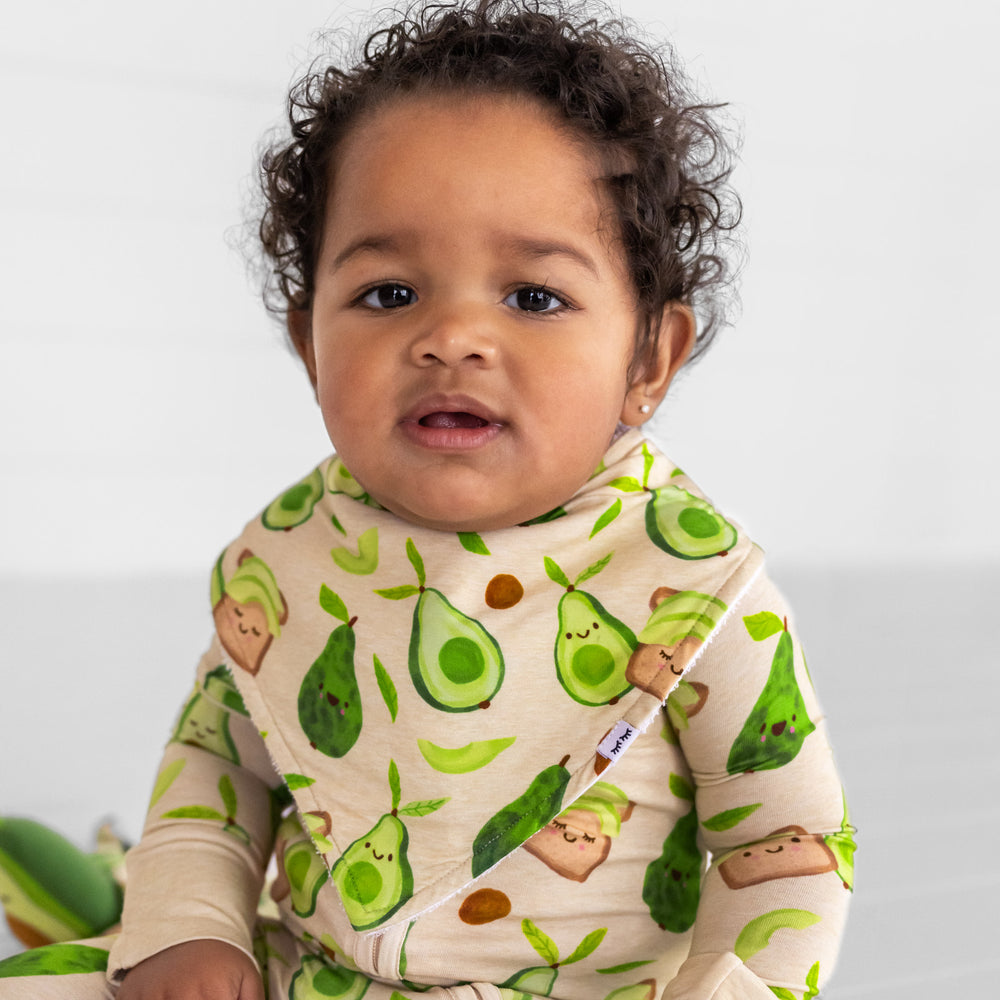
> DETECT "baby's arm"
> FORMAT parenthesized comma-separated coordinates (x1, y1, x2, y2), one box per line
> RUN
(107, 647, 284, 996)
(664, 572, 854, 1000)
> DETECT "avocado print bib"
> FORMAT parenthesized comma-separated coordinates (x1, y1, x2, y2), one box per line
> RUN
(208, 430, 763, 933)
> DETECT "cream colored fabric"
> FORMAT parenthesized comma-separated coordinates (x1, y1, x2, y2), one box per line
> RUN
(97, 431, 852, 1000)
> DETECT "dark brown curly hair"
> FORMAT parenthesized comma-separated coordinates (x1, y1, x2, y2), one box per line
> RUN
(256, 0, 741, 366)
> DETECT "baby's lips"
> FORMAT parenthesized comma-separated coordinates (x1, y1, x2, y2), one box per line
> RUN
(403, 393, 502, 427)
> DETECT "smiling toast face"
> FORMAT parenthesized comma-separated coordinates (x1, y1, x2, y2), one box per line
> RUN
(524, 807, 612, 882)
(626, 634, 703, 701)
(719, 825, 837, 889)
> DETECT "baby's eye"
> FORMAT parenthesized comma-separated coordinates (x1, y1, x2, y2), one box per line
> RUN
(360, 284, 416, 309)
(505, 286, 565, 313)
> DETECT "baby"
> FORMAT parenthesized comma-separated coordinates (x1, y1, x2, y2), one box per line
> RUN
(0, 2, 854, 998)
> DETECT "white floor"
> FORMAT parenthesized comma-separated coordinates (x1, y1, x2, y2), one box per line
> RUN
(2, 564, 997, 995)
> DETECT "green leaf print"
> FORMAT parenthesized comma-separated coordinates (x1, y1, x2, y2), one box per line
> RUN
(805, 961, 821, 999)
(389, 759, 402, 813)
(218, 775, 238, 819)
(406, 538, 426, 587)
(641, 441, 654, 487)
(373, 655, 399, 722)
(543, 557, 571, 589)
(563, 927, 608, 966)
(374, 585, 422, 600)
(702, 803, 762, 832)
(522, 919, 560, 966)
(575, 552, 613, 586)
(590, 499, 622, 538)
(608, 476, 643, 493)
(284, 773, 316, 790)
(458, 531, 491, 555)
(743, 611, 785, 642)
(149, 758, 186, 807)
(397, 798, 449, 817)
(668, 773, 694, 802)
(162, 805, 225, 821)
(319, 584, 349, 623)
(596, 961, 654, 975)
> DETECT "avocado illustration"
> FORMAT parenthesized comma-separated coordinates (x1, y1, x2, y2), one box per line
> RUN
(545, 556, 636, 706)
(333, 814, 411, 931)
(0, 818, 122, 949)
(502, 966, 558, 995)
(642, 775, 702, 932)
(727, 615, 815, 774)
(299, 588, 362, 758)
(608, 442, 735, 559)
(171, 686, 240, 764)
(603, 981, 657, 1000)
(500, 920, 607, 997)
(203, 664, 249, 716)
(417, 736, 516, 774)
(262, 467, 324, 530)
(376, 539, 504, 712)
(327, 459, 379, 507)
(644, 486, 737, 559)
(331, 526, 379, 575)
(289, 954, 370, 1000)
(284, 836, 331, 918)
(472, 755, 571, 877)
(330, 761, 447, 930)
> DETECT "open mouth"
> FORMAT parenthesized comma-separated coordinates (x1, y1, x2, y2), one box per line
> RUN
(418, 411, 490, 429)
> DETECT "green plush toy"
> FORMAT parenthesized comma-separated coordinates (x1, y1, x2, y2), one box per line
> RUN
(0, 818, 124, 949)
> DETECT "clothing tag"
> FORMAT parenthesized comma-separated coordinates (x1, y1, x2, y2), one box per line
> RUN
(597, 720, 637, 761)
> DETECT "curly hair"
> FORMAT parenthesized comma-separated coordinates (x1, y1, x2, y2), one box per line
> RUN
(256, 0, 741, 365)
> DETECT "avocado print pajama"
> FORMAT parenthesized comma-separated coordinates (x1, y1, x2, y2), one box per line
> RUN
(0, 431, 855, 999)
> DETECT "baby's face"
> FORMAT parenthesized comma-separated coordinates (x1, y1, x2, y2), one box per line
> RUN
(297, 92, 664, 531)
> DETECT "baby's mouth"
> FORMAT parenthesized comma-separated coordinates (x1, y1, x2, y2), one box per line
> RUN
(418, 411, 490, 429)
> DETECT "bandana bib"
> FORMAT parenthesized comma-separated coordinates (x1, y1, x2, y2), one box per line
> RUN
(208, 430, 763, 932)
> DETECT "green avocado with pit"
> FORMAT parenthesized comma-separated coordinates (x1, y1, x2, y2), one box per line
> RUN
(642, 808, 702, 933)
(331, 814, 413, 930)
(472, 756, 571, 877)
(726, 625, 815, 774)
(298, 619, 363, 758)
(645, 486, 737, 559)
(289, 954, 370, 1000)
(262, 467, 324, 530)
(555, 589, 636, 706)
(410, 588, 504, 712)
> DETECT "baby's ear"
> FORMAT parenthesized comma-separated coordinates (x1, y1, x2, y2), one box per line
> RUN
(621, 304, 696, 425)
(287, 309, 318, 390)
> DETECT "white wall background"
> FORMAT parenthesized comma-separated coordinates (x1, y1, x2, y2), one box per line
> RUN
(2, 2, 998, 995)
(1, 0, 997, 577)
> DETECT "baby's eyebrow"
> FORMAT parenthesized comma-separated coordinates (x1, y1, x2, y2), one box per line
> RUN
(500, 236, 600, 279)
(330, 234, 402, 271)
